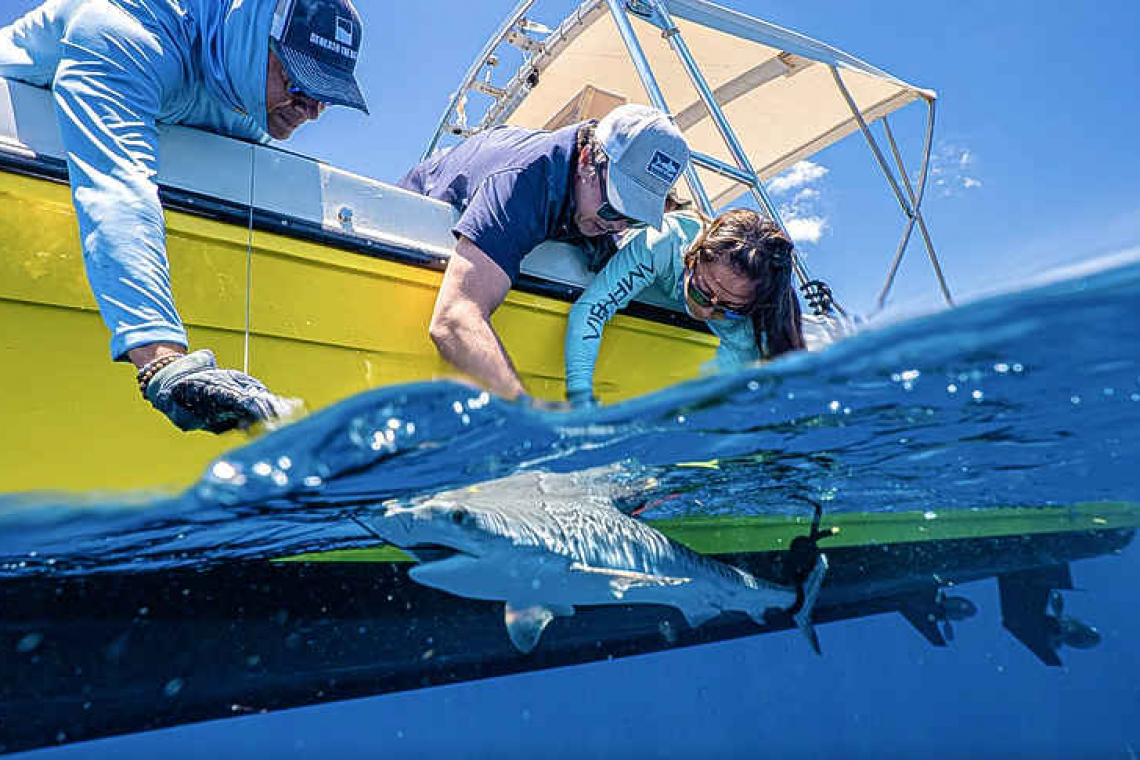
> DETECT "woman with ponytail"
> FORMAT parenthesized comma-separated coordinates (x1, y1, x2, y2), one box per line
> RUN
(564, 208, 805, 408)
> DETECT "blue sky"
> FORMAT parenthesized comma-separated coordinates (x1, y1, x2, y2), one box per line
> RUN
(9, 0, 1138, 316)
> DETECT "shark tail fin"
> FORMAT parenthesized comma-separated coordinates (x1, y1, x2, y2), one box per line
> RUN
(793, 554, 829, 654)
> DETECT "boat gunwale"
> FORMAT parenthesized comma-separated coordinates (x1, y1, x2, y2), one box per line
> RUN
(0, 147, 713, 335)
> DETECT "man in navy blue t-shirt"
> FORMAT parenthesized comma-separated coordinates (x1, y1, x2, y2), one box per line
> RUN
(398, 104, 689, 399)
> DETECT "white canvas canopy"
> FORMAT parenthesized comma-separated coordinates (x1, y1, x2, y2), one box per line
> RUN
(432, 0, 934, 206)
(427, 0, 951, 309)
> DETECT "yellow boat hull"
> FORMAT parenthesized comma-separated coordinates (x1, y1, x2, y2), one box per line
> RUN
(0, 170, 717, 492)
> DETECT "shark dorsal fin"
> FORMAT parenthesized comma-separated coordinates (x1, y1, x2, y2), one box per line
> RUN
(503, 602, 574, 653)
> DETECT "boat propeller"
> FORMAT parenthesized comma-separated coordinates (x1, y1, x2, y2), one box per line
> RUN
(934, 588, 978, 643)
(1047, 589, 1102, 651)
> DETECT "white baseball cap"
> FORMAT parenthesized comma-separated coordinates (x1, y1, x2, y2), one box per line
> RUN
(596, 104, 690, 229)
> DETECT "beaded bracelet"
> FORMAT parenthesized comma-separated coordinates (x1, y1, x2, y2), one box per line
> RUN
(136, 354, 184, 398)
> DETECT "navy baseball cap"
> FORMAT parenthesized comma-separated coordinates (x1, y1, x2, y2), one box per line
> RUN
(270, 0, 369, 113)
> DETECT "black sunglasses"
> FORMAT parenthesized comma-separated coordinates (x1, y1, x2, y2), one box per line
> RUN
(272, 40, 329, 107)
(685, 262, 752, 321)
(596, 165, 646, 228)
(287, 84, 328, 107)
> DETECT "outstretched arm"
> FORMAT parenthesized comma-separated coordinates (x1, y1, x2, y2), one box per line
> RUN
(51, 4, 187, 361)
(564, 228, 659, 402)
(429, 236, 526, 399)
(46, 7, 295, 431)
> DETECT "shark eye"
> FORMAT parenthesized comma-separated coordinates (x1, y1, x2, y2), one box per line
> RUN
(449, 510, 467, 525)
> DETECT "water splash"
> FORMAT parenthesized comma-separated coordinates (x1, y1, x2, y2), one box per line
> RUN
(2, 258, 1139, 575)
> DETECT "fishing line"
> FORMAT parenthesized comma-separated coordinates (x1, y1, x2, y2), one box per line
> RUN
(242, 143, 256, 374)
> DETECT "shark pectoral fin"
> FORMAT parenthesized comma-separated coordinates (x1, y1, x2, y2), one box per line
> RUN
(503, 602, 573, 654)
(568, 563, 690, 600)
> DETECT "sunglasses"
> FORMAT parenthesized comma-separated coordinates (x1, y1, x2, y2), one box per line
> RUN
(271, 40, 328, 108)
(685, 263, 752, 321)
(287, 84, 328, 108)
(596, 165, 646, 228)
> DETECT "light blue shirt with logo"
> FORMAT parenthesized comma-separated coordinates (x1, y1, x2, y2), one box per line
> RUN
(564, 212, 760, 397)
(0, 0, 275, 359)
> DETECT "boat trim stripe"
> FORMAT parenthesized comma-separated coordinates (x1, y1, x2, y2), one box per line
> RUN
(277, 502, 1140, 562)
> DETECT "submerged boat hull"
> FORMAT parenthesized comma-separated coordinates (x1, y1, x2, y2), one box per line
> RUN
(2, 502, 1135, 754)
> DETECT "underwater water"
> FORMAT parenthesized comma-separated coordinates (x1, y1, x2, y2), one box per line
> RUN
(3, 256, 1140, 757)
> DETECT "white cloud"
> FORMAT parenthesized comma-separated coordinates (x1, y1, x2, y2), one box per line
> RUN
(785, 216, 826, 244)
(768, 161, 828, 194)
(928, 141, 982, 198)
(764, 161, 830, 245)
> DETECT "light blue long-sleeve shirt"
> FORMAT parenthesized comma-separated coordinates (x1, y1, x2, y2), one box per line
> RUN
(564, 212, 760, 396)
(0, 0, 275, 360)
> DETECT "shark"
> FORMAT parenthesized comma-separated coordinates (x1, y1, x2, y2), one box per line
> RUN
(367, 468, 827, 654)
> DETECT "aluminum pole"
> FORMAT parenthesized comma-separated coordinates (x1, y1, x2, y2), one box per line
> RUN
(829, 65, 913, 218)
(603, 0, 713, 216)
(646, 0, 809, 288)
(880, 110, 953, 305)
(690, 150, 756, 186)
(881, 102, 953, 307)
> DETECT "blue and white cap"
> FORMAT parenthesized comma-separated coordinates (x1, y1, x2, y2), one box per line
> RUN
(596, 104, 689, 229)
(270, 0, 368, 113)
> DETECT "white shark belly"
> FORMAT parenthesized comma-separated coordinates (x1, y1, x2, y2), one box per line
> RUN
(409, 541, 794, 633)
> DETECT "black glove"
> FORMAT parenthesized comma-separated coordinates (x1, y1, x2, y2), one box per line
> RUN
(144, 349, 300, 433)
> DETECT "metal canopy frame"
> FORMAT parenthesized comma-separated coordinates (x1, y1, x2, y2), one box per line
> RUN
(422, 0, 954, 313)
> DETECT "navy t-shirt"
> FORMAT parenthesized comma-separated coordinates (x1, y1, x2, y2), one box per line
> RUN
(397, 123, 586, 283)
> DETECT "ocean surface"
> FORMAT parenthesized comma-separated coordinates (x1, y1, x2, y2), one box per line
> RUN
(3, 256, 1140, 758)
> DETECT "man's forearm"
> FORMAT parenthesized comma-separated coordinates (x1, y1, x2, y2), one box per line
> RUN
(430, 237, 529, 399)
(52, 33, 189, 362)
(431, 313, 526, 398)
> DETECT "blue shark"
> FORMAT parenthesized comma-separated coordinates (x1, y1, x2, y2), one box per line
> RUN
(369, 468, 826, 653)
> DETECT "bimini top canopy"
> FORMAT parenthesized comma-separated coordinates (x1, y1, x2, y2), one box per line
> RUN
(429, 0, 936, 210)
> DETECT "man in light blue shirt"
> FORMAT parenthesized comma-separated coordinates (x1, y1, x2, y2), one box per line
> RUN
(0, 0, 368, 432)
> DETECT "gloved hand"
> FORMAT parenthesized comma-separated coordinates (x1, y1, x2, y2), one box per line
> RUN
(566, 389, 599, 410)
(143, 349, 301, 433)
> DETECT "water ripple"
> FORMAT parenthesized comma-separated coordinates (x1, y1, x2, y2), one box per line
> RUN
(2, 258, 1139, 575)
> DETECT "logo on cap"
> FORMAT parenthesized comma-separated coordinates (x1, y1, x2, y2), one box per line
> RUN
(335, 16, 353, 45)
(646, 151, 682, 184)
(270, 0, 369, 114)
